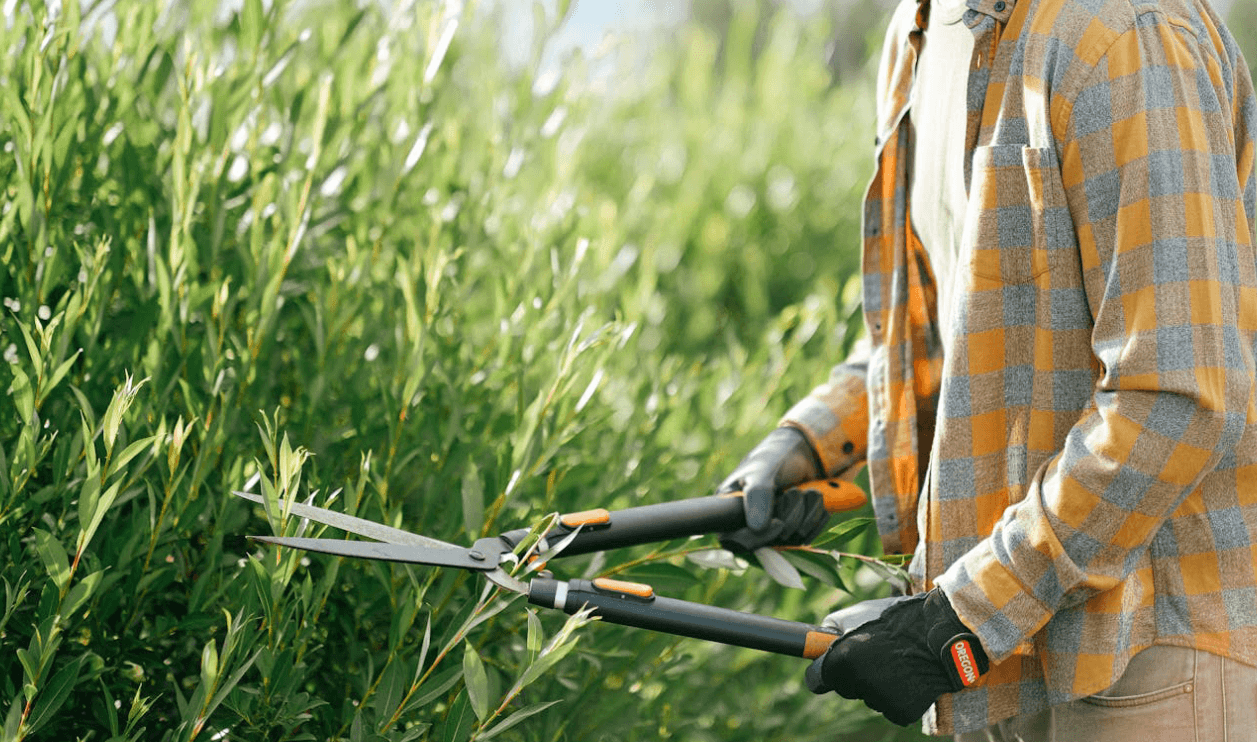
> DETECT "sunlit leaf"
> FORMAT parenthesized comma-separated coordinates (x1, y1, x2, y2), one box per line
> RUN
(31, 529, 70, 592)
(462, 642, 490, 722)
(461, 464, 484, 536)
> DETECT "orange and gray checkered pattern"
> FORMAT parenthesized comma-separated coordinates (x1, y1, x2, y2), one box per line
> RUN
(781, 0, 1257, 733)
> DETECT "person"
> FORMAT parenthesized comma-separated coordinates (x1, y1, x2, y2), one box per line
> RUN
(715, 0, 1257, 736)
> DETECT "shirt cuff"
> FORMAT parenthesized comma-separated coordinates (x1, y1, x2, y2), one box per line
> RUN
(778, 367, 869, 477)
(934, 518, 1055, 662)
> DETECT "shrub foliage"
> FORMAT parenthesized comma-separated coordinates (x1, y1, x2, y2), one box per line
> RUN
(0, 0, 937, 740)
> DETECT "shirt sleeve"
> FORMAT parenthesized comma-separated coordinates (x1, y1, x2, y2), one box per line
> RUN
(779, 338, 871, 479)
(937, 15, 1257, 660)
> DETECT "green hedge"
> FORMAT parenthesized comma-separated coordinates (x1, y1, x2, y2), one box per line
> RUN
(0, 1, 930, 740)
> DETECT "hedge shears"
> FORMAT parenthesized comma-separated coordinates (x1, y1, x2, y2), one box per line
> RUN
(237, 479, 866, 661)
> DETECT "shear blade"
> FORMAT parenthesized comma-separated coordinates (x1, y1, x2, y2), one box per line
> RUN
(233, 490, 457, 549)
(251, 535, 500, 572)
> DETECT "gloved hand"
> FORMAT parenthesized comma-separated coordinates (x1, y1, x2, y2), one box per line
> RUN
(806, 588, 989, 726)
(819, 595, 908, 634)
(715, 427, 827, 552)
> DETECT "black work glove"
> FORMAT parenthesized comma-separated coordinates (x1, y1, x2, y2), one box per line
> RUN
(806, 588, 989, 726)
(715, 427, 827, 552)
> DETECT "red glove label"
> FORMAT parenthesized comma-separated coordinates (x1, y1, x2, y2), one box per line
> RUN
(949, 639, 981, 687)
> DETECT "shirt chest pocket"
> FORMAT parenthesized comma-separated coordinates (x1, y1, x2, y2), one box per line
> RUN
(963, 144, 1073, 285)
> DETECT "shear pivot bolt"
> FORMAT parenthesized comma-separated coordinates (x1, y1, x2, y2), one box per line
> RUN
(469, 551, 486, 561)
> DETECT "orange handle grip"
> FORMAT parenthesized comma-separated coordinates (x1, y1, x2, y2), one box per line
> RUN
(591, 577, 655, 599)
(803, 630, 841, 660)
(790, 478, 867, 514)
(559, 508, 612, 528)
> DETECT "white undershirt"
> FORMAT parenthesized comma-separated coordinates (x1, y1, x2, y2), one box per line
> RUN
(910, 0, 975, 354)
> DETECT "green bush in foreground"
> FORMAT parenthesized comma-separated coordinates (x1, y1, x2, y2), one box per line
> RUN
(0, 0, 927, 739)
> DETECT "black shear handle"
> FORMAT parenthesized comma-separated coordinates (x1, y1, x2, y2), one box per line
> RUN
(527, 577, 840, 660)
(501, 478, 866, 558)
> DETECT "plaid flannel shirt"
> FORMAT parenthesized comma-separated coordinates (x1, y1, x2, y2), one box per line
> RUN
(781, 0, 1257, 732)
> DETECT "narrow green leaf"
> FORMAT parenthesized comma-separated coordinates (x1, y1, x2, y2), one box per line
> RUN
(97, 677, 121, 737)
(241, 0, 264, 50)
(171, 665, 190, 718)
(415, 616, 432, 675)
(409, 667, 462, 710)
(101, 374, 147, 455)
(69, 384, 96, 431)
(813, 517, 875, 549)
(462, 642, 490, 723)
(61, 570, 102, 621)
(279, 433, 293, 493)
(754, 547, 805, 589)
(261, 41, 298, 88)
(1, 575, 30, 636)
(779, 550, 842, 589)
(40, 348, 81, 403)
(516, 639, 579, 693)
(257, 416, 278, 471)
(16, 648, 38, 684)
(111, 434, 156, 474)
(14, 318, 42, 380)
(390, 592, 419, 652)
(460, 464, 484, 536)
(3, 85, 31, 142)
(32, 529, 71, 592)
(123, 685, 155, 739)
(24, 656, 85, 735)
(76, 480, 121, 557)
(441, 692, 475, 742)
(3, 696, 20, 741)
(203, 649, 260, 725)
(200, 639, 219, 691)
(9, 365, 33, 425)
(0, 443, 10, 502)
(372, 660, 408, 723)
(462, 594, 520, 635)
(80, 411, 98, 474)
(76, 466, 102, 532)
(476, 701, 561, 741)
(852, 554, 912, 592)
(525, 609, 542, 662)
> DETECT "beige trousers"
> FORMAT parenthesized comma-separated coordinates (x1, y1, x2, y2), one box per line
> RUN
(954, 647, 1257, 742)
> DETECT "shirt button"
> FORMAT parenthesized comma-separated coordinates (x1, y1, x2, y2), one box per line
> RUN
(994, 1, 1006, 10)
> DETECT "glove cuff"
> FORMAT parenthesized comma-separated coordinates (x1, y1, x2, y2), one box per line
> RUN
(923, 589, 990, 691)
(774, 425, 825, 481)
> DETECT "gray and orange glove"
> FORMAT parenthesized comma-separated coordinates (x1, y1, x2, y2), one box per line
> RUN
(715, 427, 829, 552)
(806, 588, 989, 726)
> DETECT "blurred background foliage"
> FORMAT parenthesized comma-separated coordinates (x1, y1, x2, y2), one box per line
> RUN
(0, 0, 1252, 740)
